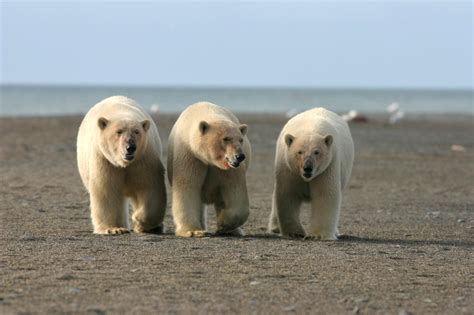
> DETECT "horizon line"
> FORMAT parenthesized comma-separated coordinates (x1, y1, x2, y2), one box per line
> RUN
(1, 83, 473, 91)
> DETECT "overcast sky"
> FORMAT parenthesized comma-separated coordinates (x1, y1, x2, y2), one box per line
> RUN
(1, 1, 472, 88)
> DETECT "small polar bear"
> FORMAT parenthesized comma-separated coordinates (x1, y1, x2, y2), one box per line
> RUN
(167, 102, 251, 237)
(268, 107, 354, 240)
(77, 96, 167, 234)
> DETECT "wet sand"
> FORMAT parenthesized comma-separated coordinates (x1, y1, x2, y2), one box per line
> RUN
(1, 113, 473, 314)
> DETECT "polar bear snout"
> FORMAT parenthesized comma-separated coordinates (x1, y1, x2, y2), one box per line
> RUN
(226, 152, 245, 168)
(123, 139, 137, 161)
(303, 161, 313, 177)
(302, 160, 314, 180)
(126, 141, 136, 154)
(236, 153, 246, 163)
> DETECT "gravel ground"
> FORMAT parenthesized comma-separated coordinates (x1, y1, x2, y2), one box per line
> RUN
(1, 113, 473, 314)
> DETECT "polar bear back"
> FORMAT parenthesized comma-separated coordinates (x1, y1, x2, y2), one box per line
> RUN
(278, 107, 354, 189)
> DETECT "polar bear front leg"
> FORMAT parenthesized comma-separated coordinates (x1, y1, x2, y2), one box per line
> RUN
(268, 191, 280, 234)
(215, 181, 250, 236)
(131, 184, 167, 234)
(307, 169, 341, 240)
(274, 189, 305, 238)
(90, 186, 129, 235)
(172, 186, 208, 237)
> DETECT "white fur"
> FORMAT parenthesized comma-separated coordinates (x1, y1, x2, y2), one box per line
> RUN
(167, 102, 251, 237)
(77, 96, 167, 234)
(268, 107, 354, 240)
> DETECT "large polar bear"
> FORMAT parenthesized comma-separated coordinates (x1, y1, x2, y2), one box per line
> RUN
(167, 102, 251, 237)
(268, 107, 354, 240)
(77, 96, 167, 234)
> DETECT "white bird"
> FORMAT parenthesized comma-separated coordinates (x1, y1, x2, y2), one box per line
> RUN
(341, 109, 358, 121)
(150, 104, 160, 114)
(389, 110, 405, 124)
(387, 102, 399, 113)
(285, 108, 299, 118)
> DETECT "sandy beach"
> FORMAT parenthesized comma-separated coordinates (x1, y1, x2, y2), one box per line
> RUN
(1, 113, 473, 314)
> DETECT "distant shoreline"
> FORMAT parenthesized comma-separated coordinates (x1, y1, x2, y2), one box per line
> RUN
(1, 83, 472, 92)
(1, 113, 473, 124)
(1, 85, 472, 116)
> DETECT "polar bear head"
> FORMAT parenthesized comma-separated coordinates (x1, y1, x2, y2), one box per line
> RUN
(197, 120, 248, 170)
(97, 117, 150, 168)
(284, 133, 333, 182)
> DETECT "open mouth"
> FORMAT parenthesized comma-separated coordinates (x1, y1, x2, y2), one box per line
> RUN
(225, 157, 240, 168)
(124, 154, 135, 161)
(303, 172, 312, 179)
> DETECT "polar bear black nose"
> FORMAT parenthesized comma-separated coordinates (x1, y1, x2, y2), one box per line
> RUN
(235, 153, 246, 162)
(126, 143, 136, 154)
(303, 166, 313, 173)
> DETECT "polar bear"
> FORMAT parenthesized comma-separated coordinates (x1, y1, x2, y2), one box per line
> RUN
(77, 96, 167, 234)
(268, 107, 354, 240)
(167, 102, 251, 237)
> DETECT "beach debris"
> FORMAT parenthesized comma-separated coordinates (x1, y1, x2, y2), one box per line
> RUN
(283, 305, 296, 312)
(285, 108, 299, 118)
(341, 110, 368, 123)
(398, 309, 413, 315)
(456, 218, 466, 223)
(426, 211, 440, 219)
(150, 104, 160, 114)
(57, 274, 75, 281)
(387, 102, 405, 124)
(249, 280, 260, 285)
(451, 144, 466, 152)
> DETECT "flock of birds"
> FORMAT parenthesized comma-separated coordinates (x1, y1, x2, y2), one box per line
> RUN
(149, 102, 406, 125)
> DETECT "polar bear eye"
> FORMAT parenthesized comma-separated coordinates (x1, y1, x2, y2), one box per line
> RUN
(134, 130, 140, 135)
(239, 138, 243, 143)
(297, 151, 303, 155)
(314, 150, 320, 155)
(116, 130, 123, 135)
(223, 137, 231, 142)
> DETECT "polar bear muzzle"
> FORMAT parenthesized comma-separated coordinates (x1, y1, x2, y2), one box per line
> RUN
(225, 152, 246, 168)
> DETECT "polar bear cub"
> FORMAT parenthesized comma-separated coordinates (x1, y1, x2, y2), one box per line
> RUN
(168, 102, 251, 237)
(77, 96, 167, 234)
(268, 107, 354, 240)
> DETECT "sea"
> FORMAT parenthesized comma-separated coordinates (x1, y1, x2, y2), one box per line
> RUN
(0, 85, 472, 117)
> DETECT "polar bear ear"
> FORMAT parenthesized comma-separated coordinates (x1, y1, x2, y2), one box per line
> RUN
(239, 124, 248, 136)
(98, 117, 109, 130)
(141, 120, 150, 132)
(199, 121, 210, 135)
(285, 134, 295, 147)
(324, 135, 333, 147)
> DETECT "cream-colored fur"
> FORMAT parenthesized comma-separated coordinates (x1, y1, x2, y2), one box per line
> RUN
(167, 102, 251, 237)
(77, 96, 166, 234)
(268, 107, 354, 240)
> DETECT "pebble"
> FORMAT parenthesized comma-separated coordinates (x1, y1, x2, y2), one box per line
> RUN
(451, 144, 466, 152)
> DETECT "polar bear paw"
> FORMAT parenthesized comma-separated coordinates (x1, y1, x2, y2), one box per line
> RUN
(304, 232, 338, 241)
(281, 226, 306, 239)
(215, 227, 244, 237)
(96, 227, 130, 235)
(175, 229, 210, 238)
(286, 232, 306, 239)
(134, 224, 165, 234)
(268, 224, 280, 234)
